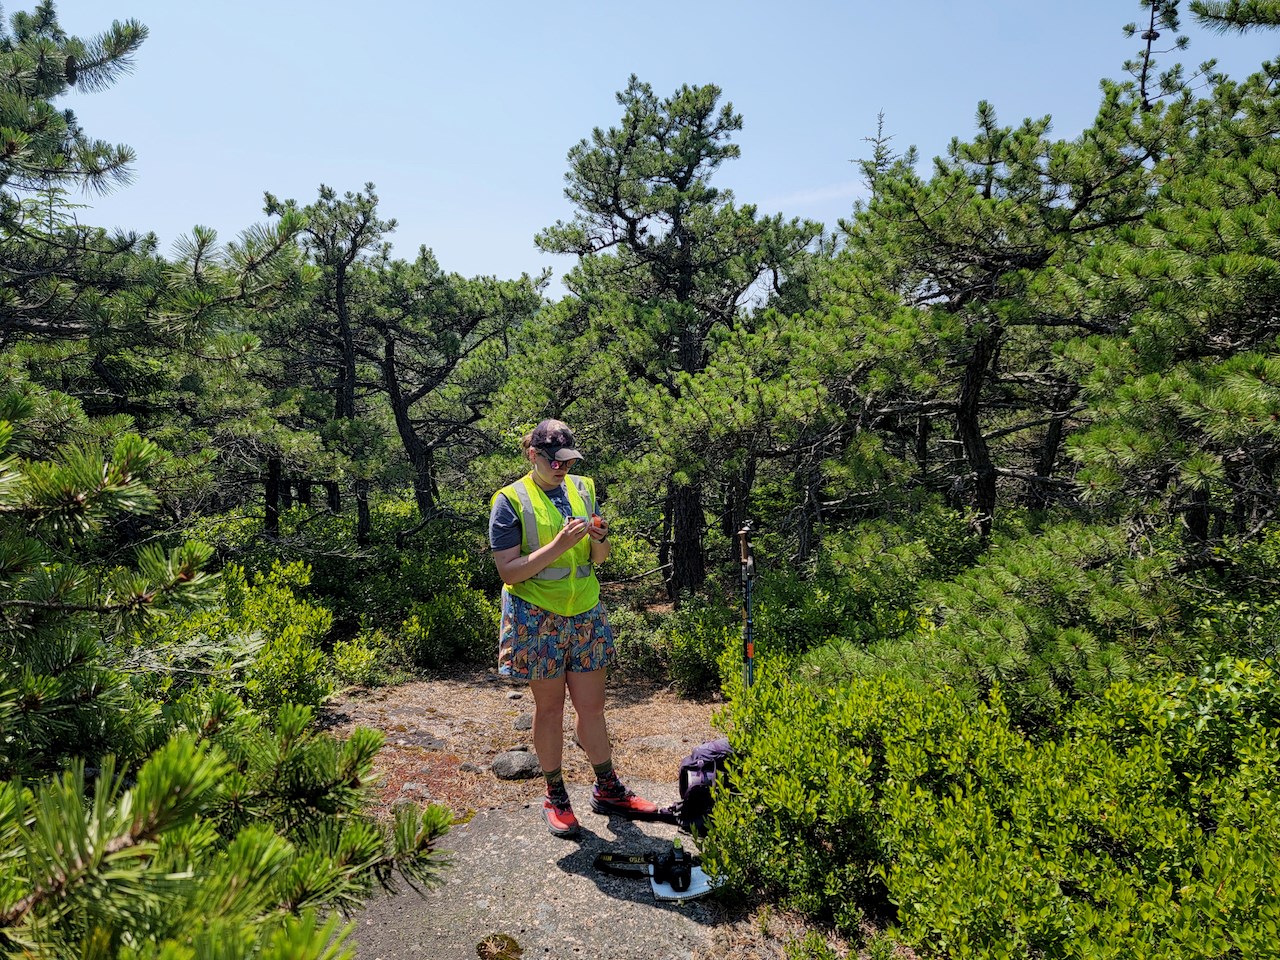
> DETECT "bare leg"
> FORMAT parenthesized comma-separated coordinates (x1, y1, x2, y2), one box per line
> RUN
(528, 675, 568, 773)
(565, 668, 610, 766)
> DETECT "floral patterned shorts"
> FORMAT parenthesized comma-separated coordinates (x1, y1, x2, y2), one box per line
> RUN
(498, 589, 616, 680)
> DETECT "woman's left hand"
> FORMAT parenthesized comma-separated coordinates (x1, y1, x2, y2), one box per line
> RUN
(587, 514, 610, 541)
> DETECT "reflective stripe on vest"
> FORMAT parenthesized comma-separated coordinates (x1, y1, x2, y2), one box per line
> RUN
(506, 478, 595, 580)
(494, 473, 601, 617)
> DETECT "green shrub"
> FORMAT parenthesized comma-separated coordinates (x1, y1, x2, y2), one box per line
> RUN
(734, 507, 979, 676)
(705, 659, 1280, 956)
(393, 587, 500, 672)
(595, 527, 658, 582)
(816, 522, 1193, 730)
(187, 502, 501, 643)
(143, 560, 336, 714)
(333, 627, 384, 687)
(606, 607, 668, 680)
(1185, 525, 1280, 663)
(659, 596, 738, 695)
(783, 931, 843, 960)
(243, 628, 331, 714)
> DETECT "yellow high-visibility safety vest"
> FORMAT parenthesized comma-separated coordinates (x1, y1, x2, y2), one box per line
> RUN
(493, 473, 600, 617)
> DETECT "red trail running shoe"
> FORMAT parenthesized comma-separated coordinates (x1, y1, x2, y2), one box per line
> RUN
(590, 780, 659, 819)
(542, 795, 580, 838)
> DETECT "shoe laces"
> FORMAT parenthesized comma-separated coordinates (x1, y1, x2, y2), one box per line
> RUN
(547, 790, 572, 812)
(595, 779, 631, 801)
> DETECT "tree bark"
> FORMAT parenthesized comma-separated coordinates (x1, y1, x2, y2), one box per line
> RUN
(916, 414, 932, 481)
(334, 267, 358, 423)
(382, 339, 436, 518)
(721, 459, 757, 564)
(265, 457, 281, 537)
(1027, 386, 1078, 510)
(356, 478, 371, 546)
(956, 327, 1002, 538)
(666, 481, 706, 601)
(795, 466, 822, 563)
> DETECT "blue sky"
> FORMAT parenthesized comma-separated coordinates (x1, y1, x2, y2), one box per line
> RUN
(49, 1, 1280, 295)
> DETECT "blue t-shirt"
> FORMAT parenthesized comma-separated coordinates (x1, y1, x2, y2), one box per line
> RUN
(489, 482, 574, 551)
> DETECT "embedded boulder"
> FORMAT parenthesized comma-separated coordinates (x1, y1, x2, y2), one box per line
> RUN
(491, 750, 541, 780)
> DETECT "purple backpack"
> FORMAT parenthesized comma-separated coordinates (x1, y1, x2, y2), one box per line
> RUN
(657, 737, 733, 833)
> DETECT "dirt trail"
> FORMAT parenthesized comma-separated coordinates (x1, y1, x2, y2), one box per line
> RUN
(325, 669, 722, 818)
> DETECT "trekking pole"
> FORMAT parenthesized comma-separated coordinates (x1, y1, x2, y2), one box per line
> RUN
(738, 523, 755, 690)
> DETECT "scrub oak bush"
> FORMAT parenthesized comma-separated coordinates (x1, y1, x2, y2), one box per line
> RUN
(141, 561, 335, 713)
(705, 660, 1280, 957)
(658, 596, 739, 695)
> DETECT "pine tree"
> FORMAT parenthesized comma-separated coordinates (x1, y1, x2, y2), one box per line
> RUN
(824, 63, 1187, 536)
(536, 77, 820, 597)
(0, 391, 451, 957)
(1064, 55, 1280, 556)
(0, 385, 215, 778)
(363, 248, 542, 530)
(1191, 0, 1280, 31)
(260, 184, 394, 542)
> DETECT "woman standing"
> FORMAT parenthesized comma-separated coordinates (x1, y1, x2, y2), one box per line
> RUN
(489, 418, 656, 837)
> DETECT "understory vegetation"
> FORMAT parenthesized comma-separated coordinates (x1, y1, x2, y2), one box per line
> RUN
(4, 1, 1280, 957)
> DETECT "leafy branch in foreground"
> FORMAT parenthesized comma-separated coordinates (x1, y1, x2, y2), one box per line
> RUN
(0, 387, 219, 778)
(0, 727, 451, 958)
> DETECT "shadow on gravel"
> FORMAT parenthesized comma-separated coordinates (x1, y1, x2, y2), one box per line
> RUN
(552, 817, 718, 917)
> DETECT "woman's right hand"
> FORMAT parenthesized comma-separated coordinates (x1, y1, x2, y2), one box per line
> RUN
(553, 518, 590, 552)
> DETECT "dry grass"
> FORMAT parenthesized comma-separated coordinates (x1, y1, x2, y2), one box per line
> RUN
(324, 665, 722, 818)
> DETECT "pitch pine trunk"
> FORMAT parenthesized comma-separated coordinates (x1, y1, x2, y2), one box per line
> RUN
(265, 457, 281, 537)
(957, 328, 1001, 538)
(667, 482, 706, 601)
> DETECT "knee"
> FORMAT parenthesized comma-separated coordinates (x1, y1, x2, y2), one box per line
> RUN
(534, 701, 565, 726)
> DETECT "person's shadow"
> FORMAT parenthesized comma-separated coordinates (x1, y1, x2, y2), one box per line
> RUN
(553, 815, 719, 919)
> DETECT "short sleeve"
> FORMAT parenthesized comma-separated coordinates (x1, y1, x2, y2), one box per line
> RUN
(489, 493, 523, 550)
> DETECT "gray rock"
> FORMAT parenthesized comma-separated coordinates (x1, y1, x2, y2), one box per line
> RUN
(513, 713, 533, 731)
(459, 762, 486, 774)
(506, 691, 523, 700)
(491, 750, 541, 780)
(392, 732, 446, 751)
